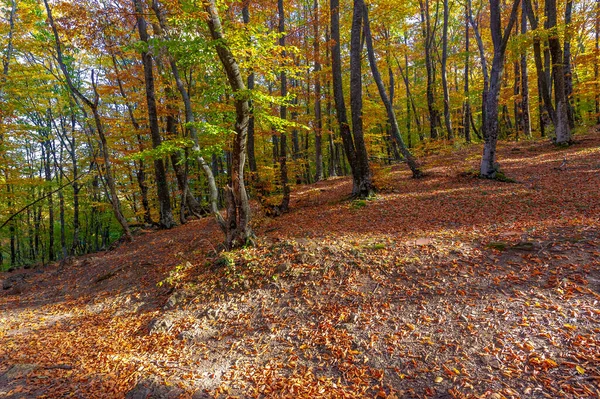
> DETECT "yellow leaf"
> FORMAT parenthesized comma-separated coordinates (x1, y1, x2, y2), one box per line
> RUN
(434, 376, 443, 383)
(576, 365, 585, 374)
(563, 323, 576, 330)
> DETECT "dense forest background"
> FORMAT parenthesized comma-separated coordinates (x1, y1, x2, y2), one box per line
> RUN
(0, 0, 596, 268)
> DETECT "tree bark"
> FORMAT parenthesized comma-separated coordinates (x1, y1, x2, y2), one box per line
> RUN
(520, 0, 532, 137)
(362, 3, 422, 178)
(463, 1, 472, 143)
(545, 0, 571, 144)
(276, 0, 291, 213)
(420, 0, 441, 139)
(480, 0, 520, 177)
(241, 4, 257, 174)
(349, 0, 374, 197)
(563, 0, 575, 128)
(204, 0, 253, 249)
(314, 0, 324, 182)
(441, 0, 454, 139)
(133, 0, 175, 229)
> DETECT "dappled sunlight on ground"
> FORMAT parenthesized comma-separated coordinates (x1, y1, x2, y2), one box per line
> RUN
(1, 132, 599, 398)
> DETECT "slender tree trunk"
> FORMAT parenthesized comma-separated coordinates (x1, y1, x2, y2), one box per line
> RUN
(150, 0, 225, 230)
(44, 0, 132, 241)
(420, 0, 441, 139)
(469, 1, 490, 137)
(564, 0, 575, 128)
(520, 0, 532, 137)
(441, 0, 453, 139)
(42, 125, 54, 262)
(596, 0, 600, 123)
(349, 0, 374, 197)
(545, 0, 571, 144)
(524, 0, 556, 128)
(362, 3, 422, 177)
(277, 0, 290, 213)
(480, 0, 520, 177)
(110, 55, 153, 225)
(204, 0, 253, 248)
(463, 2, 472, 143)
(314, 0, 324, 182)
(241, 4, 257, 174)
(133, 0, 175, 229)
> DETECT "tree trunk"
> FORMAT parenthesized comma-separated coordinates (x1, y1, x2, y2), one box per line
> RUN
(524, 0, 556, 128)
(241, 4, 257, 174)
(133, 0, 175, 229)
(42, 122, 54, 262)
(362, 3, 422, 178)
(545, 0, 571, 144)
(420, 0, 441, 139)
(204, 0, 254, 248)
(520, 1, 532, 137)
(441, 0, 454, 139)
(463, 2, 472, 143)
(330, 0, 360, 193)
(564, 0, 575, 128)
(480, 0, 520, 177)
(314, 0, 324, 182)
(349, 0, 374, 197)
(276, 0, 290, 213)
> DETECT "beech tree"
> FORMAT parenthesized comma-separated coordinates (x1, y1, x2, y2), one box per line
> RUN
(479, 0, 520, 178)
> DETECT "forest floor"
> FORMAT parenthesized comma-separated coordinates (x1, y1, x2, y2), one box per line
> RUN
(1, 131, 600, 399)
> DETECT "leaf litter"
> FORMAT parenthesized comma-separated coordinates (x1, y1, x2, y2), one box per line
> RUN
(1, 133, 599, 398)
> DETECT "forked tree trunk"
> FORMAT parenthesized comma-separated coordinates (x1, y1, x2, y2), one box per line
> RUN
(480, 0, 520, 177)
(330, 0, 372, 197)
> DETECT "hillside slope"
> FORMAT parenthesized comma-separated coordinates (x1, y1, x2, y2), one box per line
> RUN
(1, 133, 600, 398)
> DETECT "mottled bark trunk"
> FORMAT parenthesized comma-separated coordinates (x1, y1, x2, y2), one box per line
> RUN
(545, 0, 571, 144)
(480, 0, 520, 177)
(204, 0, 253, 248)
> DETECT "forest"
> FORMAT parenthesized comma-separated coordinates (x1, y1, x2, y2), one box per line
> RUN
(0, 0, 599, 397)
